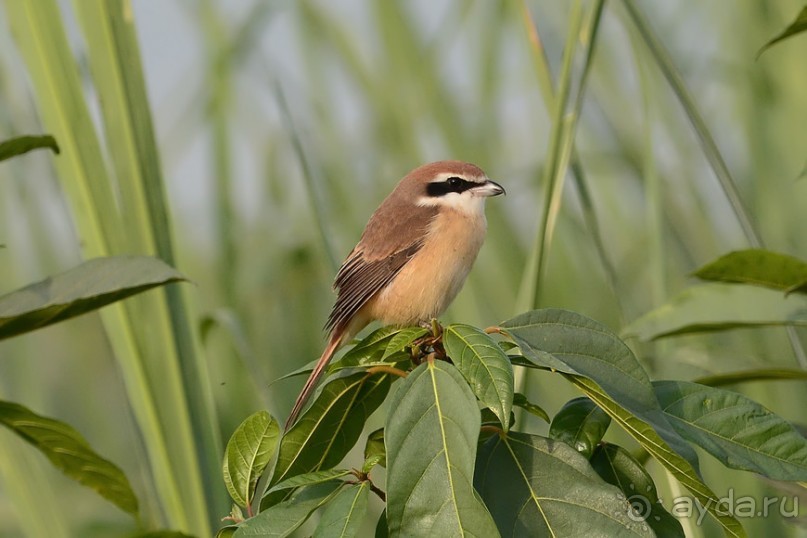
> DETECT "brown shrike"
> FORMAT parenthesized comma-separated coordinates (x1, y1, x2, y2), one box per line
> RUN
(286, 160, 505, 427)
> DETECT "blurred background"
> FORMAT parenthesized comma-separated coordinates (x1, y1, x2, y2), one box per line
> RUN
(0, 0, 806, 536)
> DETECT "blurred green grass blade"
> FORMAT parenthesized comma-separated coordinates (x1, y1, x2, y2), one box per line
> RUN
(4, 1, 193, 530)
(272, 83, 339, 273)
(520, 0, 603, 310)
(518, 2, 622, 317)
(519, 1, 555, 108)
(0, 432, 72, 538)
(620, 0, 761, 248)
(0, 400, 139, 516)
(0, 256, 185, 340)
(3, 0, 122, 258)
(200, 0, 237, 301)
(73, 0, 225, 528)
(621, 0, 807, 368)
(7, 0, 221, 532)
(758, 6, 807, 58)
(520, 1, 583, 310)
(0, 134, 59, 161)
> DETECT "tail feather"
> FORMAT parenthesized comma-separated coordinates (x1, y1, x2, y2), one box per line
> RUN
(285, 333, 342, 429)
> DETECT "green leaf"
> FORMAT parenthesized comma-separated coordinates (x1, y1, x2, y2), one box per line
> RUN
(623, 283, 807, 340)
(591, 444, 684, 538)
(266, 469, 352, 495)
(443, 323, 514, 431)
(385, 360, 498, 537)
(0, 400, 138, 515)
(223, 411, 280, 508)
(264, 371, 391, 508)
(475, 432, 654, 537)
(132, 531, 194, 538)
(381, 326, 428, 360)
(236, 481, 344, 537)
(374, 509, 388, 538)
(216, 526, 237, 538)
(315, 481, 371, 538)
(693, 249, 807, 292)
(567, 376, 746, 537)
(270, 359, 318, 385)
(513, 392, 550, 423)
(480, 408, 515, 431)
(330, 326, 402, 369)
(502, 309, 699, 469)
(0, 256, 185, 341)
(694, 368, 807, 388)
(758, 6, 807, 57)
(363, 427, 386, 470)
(654, 380, 807, 481)
(0, 134, 60, 161)
(549, 396, 611, 459)
(276, 328, 409, 386)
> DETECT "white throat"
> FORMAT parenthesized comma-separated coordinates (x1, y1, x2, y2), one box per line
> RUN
(417, 192, 488, 216)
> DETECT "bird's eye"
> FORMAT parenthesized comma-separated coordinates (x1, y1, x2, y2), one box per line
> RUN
(426, 176, 474, 197)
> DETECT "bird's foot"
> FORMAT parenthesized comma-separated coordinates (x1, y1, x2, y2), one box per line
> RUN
(411, 319, 447, 364)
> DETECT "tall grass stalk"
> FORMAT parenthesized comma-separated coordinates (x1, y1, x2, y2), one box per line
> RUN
(5, 0, 222, 533)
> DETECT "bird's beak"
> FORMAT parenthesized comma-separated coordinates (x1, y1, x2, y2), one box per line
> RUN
(473, 179, 506, 197)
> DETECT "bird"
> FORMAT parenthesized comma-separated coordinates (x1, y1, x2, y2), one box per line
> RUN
(285, 160, 505, 428)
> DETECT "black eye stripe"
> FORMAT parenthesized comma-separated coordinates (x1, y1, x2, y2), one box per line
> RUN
(426, 176, 477, 197)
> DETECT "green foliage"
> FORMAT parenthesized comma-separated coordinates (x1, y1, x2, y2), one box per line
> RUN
(693, 249, 807, 293)
(385, 360, 498, 537)
(315, 482, 371, 538)
(263, 371, 391, 508)
(3, 0, 807, 536)
(549, 396, 611, 459)
(503, 308, 700, 470)
(758, 6, 807, 57)
(219, 302, 807, 536)
(223, 411, 280, 510)
(0, 256, 186, 340)
(235, 481, 344, 537)
(591, 444, 684, 537)
(654, 380, 807, 481)
(623, 284, 807, 340)
(0, 134, 59, 161)
(0, 400, 138, 515)
(443, 323, 515, 431)
(476, 432, 653, 537)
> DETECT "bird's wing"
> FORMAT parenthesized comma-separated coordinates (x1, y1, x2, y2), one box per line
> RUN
(325, 202, 437, 333)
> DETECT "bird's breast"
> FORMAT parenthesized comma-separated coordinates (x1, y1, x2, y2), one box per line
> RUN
(367, 209, 487, 325)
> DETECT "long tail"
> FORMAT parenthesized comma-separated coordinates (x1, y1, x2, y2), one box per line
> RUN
(285, 332, 342, 429)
